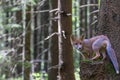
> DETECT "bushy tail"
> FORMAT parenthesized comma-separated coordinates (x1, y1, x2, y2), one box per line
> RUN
(106, 42, 119, 74)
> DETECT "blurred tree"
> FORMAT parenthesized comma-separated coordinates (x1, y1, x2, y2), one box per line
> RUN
(24, 5, 31, 80)
(79, 0, 88, 36)
(39, 1, 49, 73)
(33, 0, 49, 73)
(48, 0, 58, 80)
(15, 5, 23, 77)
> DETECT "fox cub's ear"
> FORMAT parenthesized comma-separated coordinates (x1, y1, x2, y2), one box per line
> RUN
(80, 35, 85, 41)
(70, 35, 77, 41)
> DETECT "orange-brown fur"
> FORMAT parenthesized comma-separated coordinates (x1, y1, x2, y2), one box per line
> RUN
(71, 35, 109, 60)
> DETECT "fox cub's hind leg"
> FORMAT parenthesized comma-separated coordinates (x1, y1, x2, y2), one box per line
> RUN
(101, 52, 106, 60)
(100, 48, 107, 60)
(91, 50, 100, 60)
(91, 38, 104, 60)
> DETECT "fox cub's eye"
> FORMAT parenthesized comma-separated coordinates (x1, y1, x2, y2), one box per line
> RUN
(75, 43, 78, 45)
(75, 43, 81, 45)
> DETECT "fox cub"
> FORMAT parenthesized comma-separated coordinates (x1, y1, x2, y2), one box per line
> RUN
(70, 35, 119, 74)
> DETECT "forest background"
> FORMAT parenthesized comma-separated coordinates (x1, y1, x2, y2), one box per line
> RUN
(0, 0, 120, 80)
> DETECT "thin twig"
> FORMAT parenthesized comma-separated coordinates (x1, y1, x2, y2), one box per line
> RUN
(78, 51, 86, 60)
(26, 10, 50, 13)
(79, 4, 98, 8)
(49, 8, 58, 13)
(44, 32, 59, 40)
(48, 65, 59, 70)
(34, 32, 59, 46)
(90, 10, 99, 15)
(90, 20, 98, 26)
(57, 0, 63, 80)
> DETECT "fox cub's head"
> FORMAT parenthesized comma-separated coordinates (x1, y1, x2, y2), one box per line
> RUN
(70, 35, 85, 50)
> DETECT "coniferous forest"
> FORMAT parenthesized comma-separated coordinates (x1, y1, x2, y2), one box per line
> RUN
(0, 0, 120, 80)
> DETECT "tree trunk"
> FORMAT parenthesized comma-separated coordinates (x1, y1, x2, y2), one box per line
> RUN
(80, 0, 120, 80)
(24, 6, 31, 80)
(96, 0, 120, 79)
(80, 0, 88, 36)
(58, 0, 75, 80)
(48, 0, 58, 80)
(48, 0, 75, 80)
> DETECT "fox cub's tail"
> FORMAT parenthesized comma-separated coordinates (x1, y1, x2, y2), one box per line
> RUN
(106, 42, 119, 74)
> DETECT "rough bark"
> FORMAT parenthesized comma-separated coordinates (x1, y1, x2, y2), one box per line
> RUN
(59, 0, 75, 80)
(96, 0, 120, 79)
(48, 0, 75, 80)
(80, 0, 120, 80)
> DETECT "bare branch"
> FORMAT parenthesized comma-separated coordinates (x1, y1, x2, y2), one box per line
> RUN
(79, 4, 98, 9)
(26, 10, 50, 13)
(90, 10, 99, 15)
(90, 20, 98, 26)
(49, 8, 58, 13)
(57, 0, 63, 80)
(35, 32, 59, 46)
(44, 32, 59, 40)
(48, 65, 59, 70)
